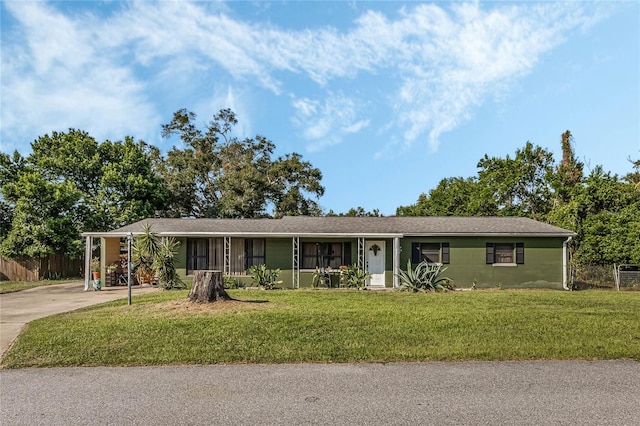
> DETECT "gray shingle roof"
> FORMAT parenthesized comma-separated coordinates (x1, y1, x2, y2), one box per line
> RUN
(88, 216, 575, 238)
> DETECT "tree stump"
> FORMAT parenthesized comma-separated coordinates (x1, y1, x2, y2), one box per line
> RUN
(188, 270, 231, 303)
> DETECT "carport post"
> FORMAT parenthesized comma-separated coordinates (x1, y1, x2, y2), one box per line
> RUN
(84, 236, 92, 291)
(127, 232, 132, 305)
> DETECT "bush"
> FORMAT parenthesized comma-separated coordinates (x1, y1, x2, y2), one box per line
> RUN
(339, 264, 371, 289)
(396, 260, 451, 292)
(248, 264, 282, 290)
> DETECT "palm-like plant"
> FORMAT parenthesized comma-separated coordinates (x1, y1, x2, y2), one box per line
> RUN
(132, 224, 185, 289)
(131, 224, 159, 286)
(396, 260, 452, 292)
(155, 237, 186, 290)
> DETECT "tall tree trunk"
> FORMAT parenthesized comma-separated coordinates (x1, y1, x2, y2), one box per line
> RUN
(188, 270, 230, 302)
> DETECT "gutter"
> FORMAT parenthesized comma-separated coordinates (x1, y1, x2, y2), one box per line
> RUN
(562, 236, 573, 290)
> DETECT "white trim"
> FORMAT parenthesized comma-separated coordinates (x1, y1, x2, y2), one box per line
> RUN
(84, 236, 92, 291)
(82, 231, 404, 238)
(393, 237, 400, 288)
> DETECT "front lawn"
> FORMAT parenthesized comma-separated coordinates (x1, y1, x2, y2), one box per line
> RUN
(2, 290, 639, 368)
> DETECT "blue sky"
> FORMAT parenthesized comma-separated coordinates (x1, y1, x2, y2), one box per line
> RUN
(1, 1, 639, 216)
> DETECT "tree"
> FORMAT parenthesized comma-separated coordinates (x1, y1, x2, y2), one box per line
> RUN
(551, 130, 584, 203)
(476, 142, 555, 218)
(0, 172, 83, 258)
(396, 177, 491, 216)
(160, 108, 324, 218)
(269, 153, 324, 217)
(624, 157, 640, 187)
(548, 166, 640, 266)
(96, 137, 168, 229)
(0, 130, 169, 259)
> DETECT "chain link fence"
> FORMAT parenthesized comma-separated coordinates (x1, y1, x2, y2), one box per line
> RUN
(572, 263, 640, 290)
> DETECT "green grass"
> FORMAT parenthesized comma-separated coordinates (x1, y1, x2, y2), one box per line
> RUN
(2, 290, 639, 368)
(0, 278, 81, 294)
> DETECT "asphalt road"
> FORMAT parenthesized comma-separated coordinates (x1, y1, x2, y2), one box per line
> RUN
(1, 360, 639, 425)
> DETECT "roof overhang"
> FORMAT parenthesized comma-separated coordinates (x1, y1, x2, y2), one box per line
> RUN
(402, 232, 577, 238)
(82, 232, 403, 239)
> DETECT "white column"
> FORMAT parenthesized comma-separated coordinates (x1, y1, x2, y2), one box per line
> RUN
(393, 237, 400, 288)
(292, 236, 300, 289)
(84, 236, 92, 291)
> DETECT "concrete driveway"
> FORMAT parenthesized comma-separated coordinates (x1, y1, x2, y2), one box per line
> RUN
(0, 281, 159, 357)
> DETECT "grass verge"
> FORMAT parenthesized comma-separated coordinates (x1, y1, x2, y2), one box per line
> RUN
(2, 289, 639, 368)
(0, 279, 82, 294)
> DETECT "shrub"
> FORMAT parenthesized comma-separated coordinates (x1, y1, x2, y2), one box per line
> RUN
(396, 260, 452, 292)
(154, 237, 186, 290)
(340, 264, 372, 289)
(248, 264, 282, 290)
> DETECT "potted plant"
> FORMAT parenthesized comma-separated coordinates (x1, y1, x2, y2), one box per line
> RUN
(91, 257, 101, 280)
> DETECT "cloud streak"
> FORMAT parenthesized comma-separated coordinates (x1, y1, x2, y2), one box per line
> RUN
(1, 1, 606, 154)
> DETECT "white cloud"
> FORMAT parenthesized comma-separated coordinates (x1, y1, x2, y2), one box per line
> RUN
(1, 1, 158, 150)
(1, 1, 607, 155)
(291, 94, 369, 152)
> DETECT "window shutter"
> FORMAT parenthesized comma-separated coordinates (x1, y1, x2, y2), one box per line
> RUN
(441, 243, 450, 264)
(411, 243, 420, 264)
(516, 243, 524, 264)
(486, 243, 494, 264)
(343, 242, 352, 266)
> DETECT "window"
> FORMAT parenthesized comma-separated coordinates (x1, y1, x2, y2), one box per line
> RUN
(301, 242, 352, 269)
(411, 242, 450, 264)
(187, 238, 224, 274)
(245, 239, 265, 269)
(230, 238, 266, 274)
(187, 238, 266, 275)
(486, 243, 524, 265)
(187, 238, 209, 274)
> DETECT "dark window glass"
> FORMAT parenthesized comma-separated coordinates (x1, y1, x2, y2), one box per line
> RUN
(412, 242, 450, 264)
(245, 239, 266, 269)
(301, 242, 350, 269)
(187, 238, 209, 274)
(486, 242, 524, 264)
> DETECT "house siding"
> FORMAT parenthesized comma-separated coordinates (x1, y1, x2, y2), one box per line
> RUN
(91, 216, 572, 290)
(145, 235, 566, 289)
(400, 237, 565, 289)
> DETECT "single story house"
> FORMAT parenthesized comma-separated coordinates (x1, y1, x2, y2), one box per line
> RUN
(82, 216, 576, 290)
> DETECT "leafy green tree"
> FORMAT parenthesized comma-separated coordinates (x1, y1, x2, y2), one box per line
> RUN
(96, 137, 168, 229)
(397, 177, 491, 216)
(476, 142, 554, 218)
(0, 172, 83, 258)
(1, 130, 168, 259)
(624, 157, 640, 187)
(269, 153, 324, 217)
(160, 108, 324, 218)
(0, 151, 25, 240)
(549, 166, 640, 266)
(29, 130, 102, 194)
(551, 130, 584, 203)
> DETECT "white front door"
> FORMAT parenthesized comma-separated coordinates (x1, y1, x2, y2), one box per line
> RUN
(365, 240, 385, 287)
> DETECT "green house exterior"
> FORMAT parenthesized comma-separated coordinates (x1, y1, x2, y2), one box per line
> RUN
(83, 216, 576, 290)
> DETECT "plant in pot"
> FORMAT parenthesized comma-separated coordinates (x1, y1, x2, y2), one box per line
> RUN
(91, 257, 101, 280)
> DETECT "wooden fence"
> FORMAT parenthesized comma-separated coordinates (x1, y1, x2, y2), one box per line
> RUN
(0, 253, 84, 281)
